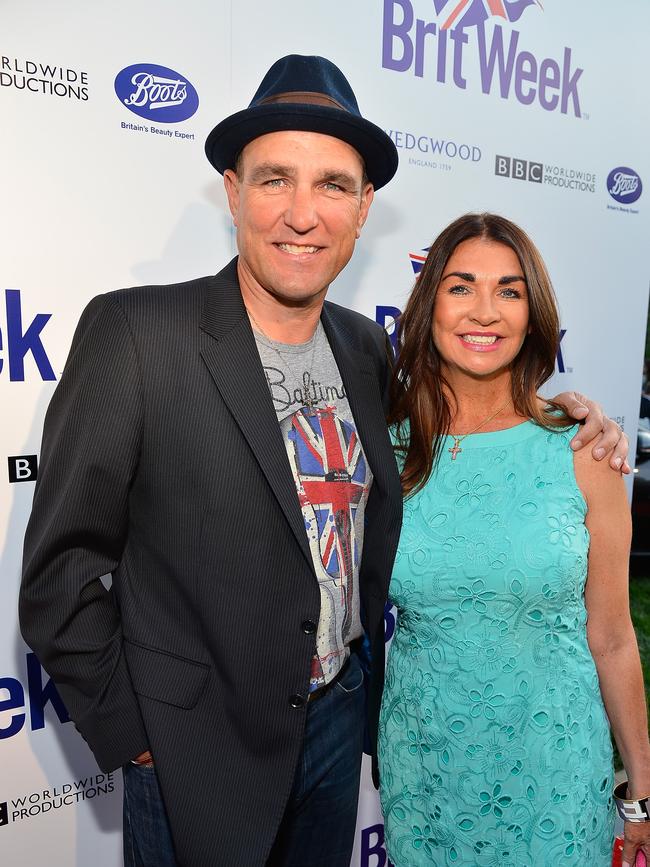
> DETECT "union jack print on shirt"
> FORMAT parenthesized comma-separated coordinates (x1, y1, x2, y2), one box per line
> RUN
(433, 0, 542, 30)
(281, 406, 370, 686)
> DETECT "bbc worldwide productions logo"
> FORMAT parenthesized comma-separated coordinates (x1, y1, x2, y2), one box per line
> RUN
(0, 56, 89, 101)
(8, 455, 38, 483)
(495, 154, 596, 193)
(495, 154, 542, 183)
(1, 774, 115, 828)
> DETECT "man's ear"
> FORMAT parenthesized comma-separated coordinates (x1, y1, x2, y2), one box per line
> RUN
(223, 169, 240, 227)
(356, 183, 374, 239)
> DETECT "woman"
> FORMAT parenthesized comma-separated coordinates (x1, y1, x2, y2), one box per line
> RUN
(378, 213, 650, 866)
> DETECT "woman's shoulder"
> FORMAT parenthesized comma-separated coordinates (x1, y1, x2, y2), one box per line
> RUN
(572, 432, 628, 510)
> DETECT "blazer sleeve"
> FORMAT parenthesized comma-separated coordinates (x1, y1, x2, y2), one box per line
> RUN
(19, 293, 149, 771)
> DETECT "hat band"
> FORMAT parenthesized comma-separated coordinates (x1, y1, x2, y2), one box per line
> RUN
(256, 90, 348, 111)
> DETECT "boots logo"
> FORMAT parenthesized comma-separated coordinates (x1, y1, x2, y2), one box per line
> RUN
(115, 63, 199, 122)
(607, 167, 642, 205)
(383, 0, 584, 117)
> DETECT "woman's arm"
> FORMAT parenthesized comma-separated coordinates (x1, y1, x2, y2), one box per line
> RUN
(575, 446, 650, 865)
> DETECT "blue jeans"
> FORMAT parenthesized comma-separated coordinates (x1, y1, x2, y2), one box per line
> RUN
(122, 652, 365, 867)
(266, 652, 365, 866)
(123, 760, 176, 866)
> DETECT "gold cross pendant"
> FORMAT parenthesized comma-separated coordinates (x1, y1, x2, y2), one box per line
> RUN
(449, 439, 462, 460)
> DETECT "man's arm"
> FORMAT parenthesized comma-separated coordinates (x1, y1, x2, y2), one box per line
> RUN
(551, 390, 630, 473)
(19, 293, 149, 772)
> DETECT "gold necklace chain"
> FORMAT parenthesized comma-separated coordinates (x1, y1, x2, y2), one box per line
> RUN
(448, 399, 512, 461)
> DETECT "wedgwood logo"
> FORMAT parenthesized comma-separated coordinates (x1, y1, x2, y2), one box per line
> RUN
(385, 128, 481, 173)
(115, 63, 199, 122)
(607, 167, 642, 205)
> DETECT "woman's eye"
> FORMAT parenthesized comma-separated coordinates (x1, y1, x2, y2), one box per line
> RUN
(499, 288, 522, 298)
(449, 285, 470, 295)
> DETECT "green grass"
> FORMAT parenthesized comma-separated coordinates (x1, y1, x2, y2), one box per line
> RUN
(612, 574, 650, 771)
(630, 576, 650, 703)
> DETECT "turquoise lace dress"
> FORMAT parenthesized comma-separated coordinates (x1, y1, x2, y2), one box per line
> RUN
(378, 422, 615, 866)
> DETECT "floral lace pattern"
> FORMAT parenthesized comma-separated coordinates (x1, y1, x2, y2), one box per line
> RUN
(378, 422, 615, 866)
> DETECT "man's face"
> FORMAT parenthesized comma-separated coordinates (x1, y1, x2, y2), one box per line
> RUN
(224, 130, 374, 307)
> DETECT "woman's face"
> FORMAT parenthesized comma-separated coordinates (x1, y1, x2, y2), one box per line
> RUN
(431, 237, 530, 382)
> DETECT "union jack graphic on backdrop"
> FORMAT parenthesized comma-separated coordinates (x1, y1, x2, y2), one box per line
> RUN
(409, 248, 429, 275)
(433, 0, 543, 30)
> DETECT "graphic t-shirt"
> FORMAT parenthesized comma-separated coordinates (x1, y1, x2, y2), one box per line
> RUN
(253, 322, 373, 690)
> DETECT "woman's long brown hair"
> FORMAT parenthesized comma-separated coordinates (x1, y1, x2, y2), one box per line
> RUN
(389, 212, 569, 497)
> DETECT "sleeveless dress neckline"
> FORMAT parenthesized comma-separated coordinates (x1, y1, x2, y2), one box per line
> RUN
(445, 419, 537, 448)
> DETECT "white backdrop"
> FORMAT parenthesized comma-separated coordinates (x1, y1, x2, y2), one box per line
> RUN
(2, 1, 649, 864)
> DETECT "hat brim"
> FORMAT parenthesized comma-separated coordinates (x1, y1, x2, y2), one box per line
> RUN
(205, 103, 398, 190)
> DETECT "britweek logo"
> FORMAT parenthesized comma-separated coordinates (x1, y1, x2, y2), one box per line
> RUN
(607, 167, 642, 205)
(115, 63, 199, 123)
(0, 653, 69, 740)
(376, 306, 402, 354)
(382, 0, 585, 117)
(361, 823, 393, 866)
(0, 290, 56, 381)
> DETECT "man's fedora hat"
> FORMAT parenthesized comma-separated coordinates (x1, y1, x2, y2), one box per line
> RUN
(205, 54, 398, 190)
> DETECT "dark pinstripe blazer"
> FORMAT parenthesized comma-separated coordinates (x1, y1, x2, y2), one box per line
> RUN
(20, 257, 402, 866)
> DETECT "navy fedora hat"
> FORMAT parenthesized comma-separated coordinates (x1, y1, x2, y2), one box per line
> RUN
(205, 54, 398, 190)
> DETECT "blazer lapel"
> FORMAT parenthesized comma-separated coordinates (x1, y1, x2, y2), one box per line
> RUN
(321, 305, 397, 499)
(199, 259, 313, 569)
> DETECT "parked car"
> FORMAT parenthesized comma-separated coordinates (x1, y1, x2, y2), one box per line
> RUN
(638, 414, 650, 459)
(631, 413, 650, 569)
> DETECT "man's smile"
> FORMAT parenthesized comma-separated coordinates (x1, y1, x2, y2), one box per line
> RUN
(275, 243, 322, 255)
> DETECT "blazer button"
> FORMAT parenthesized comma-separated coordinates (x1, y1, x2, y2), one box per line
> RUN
(301, 620, 316, 634)
(289, 694, 306, 709)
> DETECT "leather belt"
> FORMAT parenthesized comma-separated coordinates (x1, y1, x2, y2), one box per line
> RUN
(307, 657, 351, 702)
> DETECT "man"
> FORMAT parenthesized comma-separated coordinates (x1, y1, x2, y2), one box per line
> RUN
(19, 55, 627, 867)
